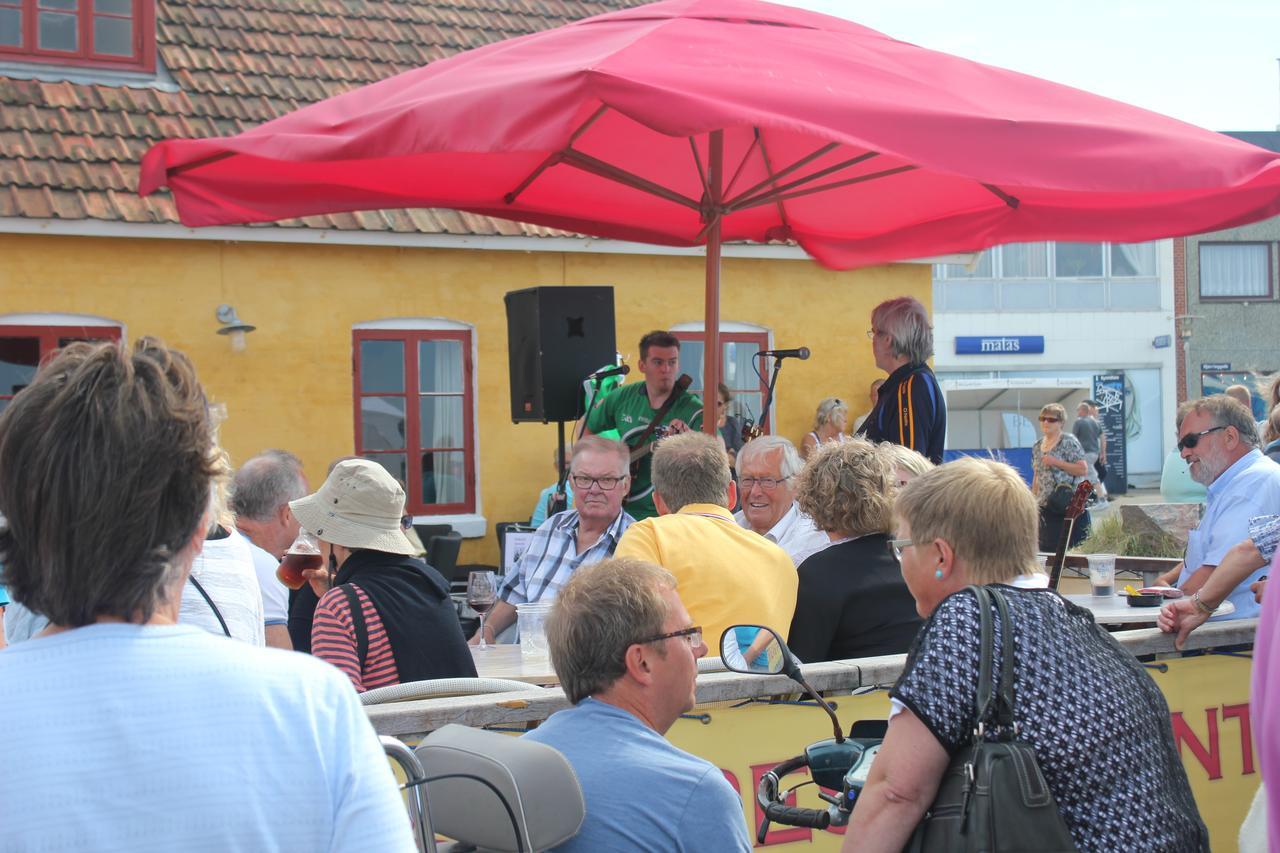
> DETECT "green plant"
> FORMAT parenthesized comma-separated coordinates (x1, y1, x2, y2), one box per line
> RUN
(1073, 512, 1184, 559)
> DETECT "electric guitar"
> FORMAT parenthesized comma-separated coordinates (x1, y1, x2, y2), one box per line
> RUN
(1047, 480, 1095, 591)
(627, 374, 692, 477)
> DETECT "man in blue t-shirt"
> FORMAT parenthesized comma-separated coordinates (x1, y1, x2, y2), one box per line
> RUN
(524, 558, 751, 852)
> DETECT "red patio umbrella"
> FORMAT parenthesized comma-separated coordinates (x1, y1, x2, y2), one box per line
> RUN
(140, 0, 1280, 431)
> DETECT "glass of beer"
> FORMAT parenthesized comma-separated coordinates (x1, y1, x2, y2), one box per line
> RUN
(277, 531, 322, 591)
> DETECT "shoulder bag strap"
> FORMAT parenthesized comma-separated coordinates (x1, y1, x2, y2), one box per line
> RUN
(340, 584, 369, 671)
(970, 585, 996, 730)
(988, 587, 1018, 732)
(189, 574, 231, 638)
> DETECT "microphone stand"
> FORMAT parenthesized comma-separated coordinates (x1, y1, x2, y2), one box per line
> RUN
(754, 353, 786, 435)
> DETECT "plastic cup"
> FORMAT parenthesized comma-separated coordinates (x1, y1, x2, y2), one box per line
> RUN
(516, 602, 554, 664)
(1088, 554, 1116, 598)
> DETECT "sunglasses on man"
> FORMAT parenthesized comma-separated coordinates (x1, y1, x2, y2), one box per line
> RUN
(1177, 424, 1228, 451)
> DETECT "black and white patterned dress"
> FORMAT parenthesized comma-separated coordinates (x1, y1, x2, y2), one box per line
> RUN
(892, 586, 1208, 853)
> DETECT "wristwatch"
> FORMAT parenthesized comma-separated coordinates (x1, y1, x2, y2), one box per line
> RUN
(1190, 592, 1215, 615)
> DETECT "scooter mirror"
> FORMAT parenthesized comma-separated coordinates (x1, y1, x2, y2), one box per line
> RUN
(719, 625, 788, 675)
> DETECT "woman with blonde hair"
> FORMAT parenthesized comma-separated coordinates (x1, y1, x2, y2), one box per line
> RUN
(787, 440, 922, 662)
(1263, 403, 1280, 463)
(885, 444, 934, 488)
(1032, 402, 1091, 551)
(840, 457, 1206, 852)
(801, 396, 849, 459)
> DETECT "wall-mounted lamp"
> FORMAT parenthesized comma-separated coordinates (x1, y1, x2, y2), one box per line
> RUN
(1174, 314, 1199, 341)
(215, 304, 256, 352)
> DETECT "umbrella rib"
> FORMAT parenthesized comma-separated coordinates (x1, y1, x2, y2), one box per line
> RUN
(733, 164, 919, 211)
(168, 150, 237, 178)
(560, 149, 702, 211)
(754, 134, 792, 234)
(725, 150, 880, 212)
(688, 137, 712, 212)
(722, 141, 842, 209)
(982, 183, 1021, 208)
(721, 129, 763, 200)
(504, 105, 611, 205)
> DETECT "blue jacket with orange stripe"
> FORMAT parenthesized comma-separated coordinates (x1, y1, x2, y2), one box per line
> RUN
(857, 362, 946, 463)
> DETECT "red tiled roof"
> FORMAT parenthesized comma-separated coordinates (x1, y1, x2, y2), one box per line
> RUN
(0, 0, 650, 235)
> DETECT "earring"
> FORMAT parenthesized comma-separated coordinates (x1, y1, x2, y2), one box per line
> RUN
(934, 566, 944, 580)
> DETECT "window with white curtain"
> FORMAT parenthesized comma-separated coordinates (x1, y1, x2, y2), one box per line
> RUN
(941, 251, 993, 279)
(1110, 242, 1158, 277)
(354, 328, 475, 514)
(1001, 243, 1049, 278)
(673, 330, 769, 432)
(1199, 243, 1272, 299)
(1054, 242, 1104, 277)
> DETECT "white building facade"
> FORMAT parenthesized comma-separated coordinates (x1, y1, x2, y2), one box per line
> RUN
(932, 239, 1177, 486)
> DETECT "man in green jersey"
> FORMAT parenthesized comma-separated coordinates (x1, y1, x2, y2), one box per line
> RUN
(584, 330, 703, 520)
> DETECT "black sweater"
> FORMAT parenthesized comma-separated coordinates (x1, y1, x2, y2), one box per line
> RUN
(787, 534, 923, 663)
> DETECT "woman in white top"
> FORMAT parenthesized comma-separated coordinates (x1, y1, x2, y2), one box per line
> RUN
(802, 397, 850, 459)
(178, 451, 265, 645)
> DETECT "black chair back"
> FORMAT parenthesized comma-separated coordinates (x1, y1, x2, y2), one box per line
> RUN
(426, 530, 463, 585)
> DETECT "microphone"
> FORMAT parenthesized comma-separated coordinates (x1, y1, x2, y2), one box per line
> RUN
(758, 347, 811, 360)
(587, 364, 630, 380)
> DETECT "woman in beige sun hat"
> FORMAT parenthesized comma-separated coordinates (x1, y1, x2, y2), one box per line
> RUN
(290, 458, 475, 692)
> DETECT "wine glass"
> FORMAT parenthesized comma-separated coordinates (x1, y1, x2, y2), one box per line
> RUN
(467, 570, 499, 650)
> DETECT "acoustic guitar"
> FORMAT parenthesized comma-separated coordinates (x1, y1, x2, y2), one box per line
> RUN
(1047, 480, 1095, 591)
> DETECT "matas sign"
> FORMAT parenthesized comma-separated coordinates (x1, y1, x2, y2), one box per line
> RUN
(955, 335, 1045, 355)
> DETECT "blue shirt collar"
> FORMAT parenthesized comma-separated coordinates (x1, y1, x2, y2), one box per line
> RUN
(1207, 448, 1263, 500)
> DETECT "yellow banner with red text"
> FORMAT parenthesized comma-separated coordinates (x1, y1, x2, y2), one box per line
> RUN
(667, 654, 1257, 850)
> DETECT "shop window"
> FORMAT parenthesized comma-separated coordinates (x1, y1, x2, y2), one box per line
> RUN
(0, 0, 154, 71)
(1000, 243, 1049, 278)
(353, 328, 475, 515)
(1199, 243, 1272, 300)
(1111, 242, 1158, 277)
(671, 330, 771, 432)
(0, 322, 120, 413)
(1054, 242, 1104, 278)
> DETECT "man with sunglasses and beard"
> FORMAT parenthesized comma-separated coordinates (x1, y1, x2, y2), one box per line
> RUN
(1154, 395, 1280, 621)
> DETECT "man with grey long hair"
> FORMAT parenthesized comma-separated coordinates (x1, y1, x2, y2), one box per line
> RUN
(733, 436, 829, 566)
(857, 296, 947, 463)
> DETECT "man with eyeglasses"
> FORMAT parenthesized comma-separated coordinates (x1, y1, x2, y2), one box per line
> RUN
(733, 436, 830, 567)
(1152, 395, 1280, 621)
(473, 436, 635, 645)
(523, 557, 751, 852)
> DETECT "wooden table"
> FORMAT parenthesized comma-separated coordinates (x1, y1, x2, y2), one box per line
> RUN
(470, 643, 559, 686)
(1065, 593, 1235, 625)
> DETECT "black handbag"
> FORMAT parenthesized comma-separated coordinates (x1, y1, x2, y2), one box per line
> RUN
(905, 586, 1076, 853)
(1044, 483, 1074, 515)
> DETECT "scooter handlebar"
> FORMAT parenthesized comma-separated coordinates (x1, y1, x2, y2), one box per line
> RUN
(756, 752, 833, 840)
(764, 801, 832, 830)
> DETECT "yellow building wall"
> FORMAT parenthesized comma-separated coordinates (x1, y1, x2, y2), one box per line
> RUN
(0, 232, 928, 564)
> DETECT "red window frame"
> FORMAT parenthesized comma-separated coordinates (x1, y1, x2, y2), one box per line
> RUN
(671, 330, 773, 433)
(0, 0, 156, 72)
(352, 328, 476, 515)
(0, 323, 122, 409)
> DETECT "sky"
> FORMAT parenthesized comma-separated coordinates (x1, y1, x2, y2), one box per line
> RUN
(783, 0, 1280, 131)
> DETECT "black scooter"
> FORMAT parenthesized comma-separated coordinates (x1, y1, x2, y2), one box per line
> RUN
(718, 624, 885, 844)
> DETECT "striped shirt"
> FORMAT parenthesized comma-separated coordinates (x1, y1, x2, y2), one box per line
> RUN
(499, 508, 635, 606)
(312, 584, 399, 693)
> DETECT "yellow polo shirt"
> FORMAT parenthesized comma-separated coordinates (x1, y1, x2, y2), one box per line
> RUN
(614, 503, 798, 649)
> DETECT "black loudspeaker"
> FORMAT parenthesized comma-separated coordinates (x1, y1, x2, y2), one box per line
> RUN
(505, 286, 616, 422)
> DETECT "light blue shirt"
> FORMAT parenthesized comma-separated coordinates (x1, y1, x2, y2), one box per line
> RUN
(531, 481, 574, 527)
(524, 698, 751, 852)
(0, 623, 416, 851)
(0, 582, 8, 607)
(1178, 449, 1280, 621)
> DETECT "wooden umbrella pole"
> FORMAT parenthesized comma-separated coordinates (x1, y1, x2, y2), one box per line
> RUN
(702, 130, 723, 436)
